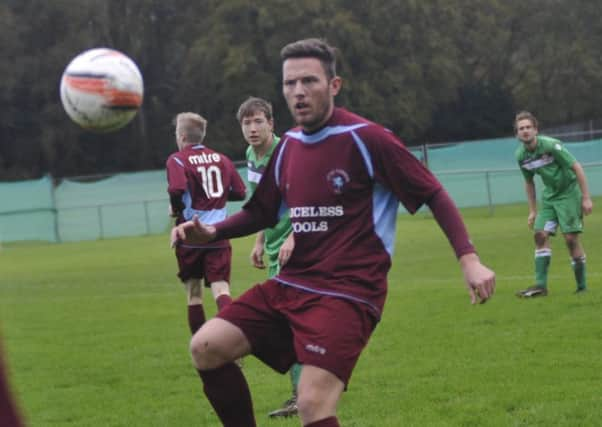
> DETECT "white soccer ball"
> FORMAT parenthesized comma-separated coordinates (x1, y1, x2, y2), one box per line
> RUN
(60, 48, 144, 132)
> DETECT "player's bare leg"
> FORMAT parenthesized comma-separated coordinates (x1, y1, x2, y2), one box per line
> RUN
(191, 318, 255, 426)
(191, 318, 250, 369)
(186, 279, 203, 305)
(209, 280, 240, 366)
(210, 280, 232, 311)
(296, 365, 343, 426)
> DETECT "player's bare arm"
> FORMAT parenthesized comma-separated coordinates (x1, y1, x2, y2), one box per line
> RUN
(251, 231, 266, 269)
(278, 232, 295, 267)
(524, 179, 537, 228)
(572, 162, 593, 215)
(460, 253, 496, 305)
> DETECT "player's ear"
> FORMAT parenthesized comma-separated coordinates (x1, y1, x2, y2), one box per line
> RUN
(330, 76, 342, 96)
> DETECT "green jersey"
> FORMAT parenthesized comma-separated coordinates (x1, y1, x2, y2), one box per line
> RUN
(515, 135, 578, 200)
(246, 136, 292, 275)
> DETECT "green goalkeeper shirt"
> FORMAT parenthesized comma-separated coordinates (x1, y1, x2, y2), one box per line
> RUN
(246, 135, 292, 274)
(515, 135, 578, 201)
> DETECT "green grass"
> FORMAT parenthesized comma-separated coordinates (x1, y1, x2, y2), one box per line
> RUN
(1, 201, 601, 426)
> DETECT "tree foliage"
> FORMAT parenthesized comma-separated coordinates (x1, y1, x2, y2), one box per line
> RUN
(1, 0, 601, 179)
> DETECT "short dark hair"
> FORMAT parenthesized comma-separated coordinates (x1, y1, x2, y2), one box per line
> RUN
(236, 97, 273, 123)
(280, 38, 337, 79)
(514, 111, 539, 131)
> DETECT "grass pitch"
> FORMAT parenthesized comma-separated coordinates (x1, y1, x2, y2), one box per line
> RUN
(1, 201, 601, 426)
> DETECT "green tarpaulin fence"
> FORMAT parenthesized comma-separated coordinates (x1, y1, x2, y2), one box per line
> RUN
(1, 137, 601, 243)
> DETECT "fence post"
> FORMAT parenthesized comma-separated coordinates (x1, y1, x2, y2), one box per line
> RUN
(50, 176, 61, 243)
(97, 205, 104, 239)
(143, 200, 150, 235)
(485, 171, 494, 216)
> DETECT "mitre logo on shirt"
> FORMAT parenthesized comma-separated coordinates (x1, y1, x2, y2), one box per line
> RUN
(326, 169, 350, 194)
(187, 152, 221, 165)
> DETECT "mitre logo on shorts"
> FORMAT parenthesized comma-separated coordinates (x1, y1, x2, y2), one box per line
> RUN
(305, 344, 326, 355)
(326, 169, 350, 194)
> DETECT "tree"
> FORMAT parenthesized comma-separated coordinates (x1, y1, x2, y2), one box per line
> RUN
(2, 0, 602, 180)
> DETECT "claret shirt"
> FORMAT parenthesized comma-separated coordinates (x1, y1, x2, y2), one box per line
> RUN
(167, 143, 246, 247)
(217, 108, 442, 317)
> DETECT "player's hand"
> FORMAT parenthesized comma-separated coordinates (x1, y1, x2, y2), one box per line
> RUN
(170, 215, 216, 248)
(527, 211, 536, 229)
(278, 233, 295, 268)
(459, 253, 496, 305)
(250, 243, 266, 269)
(582, 196, 593, 216)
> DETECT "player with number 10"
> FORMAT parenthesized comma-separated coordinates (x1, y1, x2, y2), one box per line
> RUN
(166, 112, 246, 337)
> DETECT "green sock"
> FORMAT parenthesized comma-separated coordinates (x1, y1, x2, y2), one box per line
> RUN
(572, 256, 587, 290)
(534, 249, 551, 288)
(290, 363, 302, 394)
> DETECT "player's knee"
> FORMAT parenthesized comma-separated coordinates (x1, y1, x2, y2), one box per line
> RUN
(296, 390, 321, 418)
(190, 331, 220, 371)
(564, 234, 579, 251)
(296, 387, 335, 419)
(533, 231, 547, 247)
(186, 279, 202, 303)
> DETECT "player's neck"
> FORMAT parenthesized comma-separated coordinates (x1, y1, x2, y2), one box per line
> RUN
(180, 142, 202, 151)
(253, 135, 274, 159)
(301, 105, 336, 134)
(525, 137, 538, 151)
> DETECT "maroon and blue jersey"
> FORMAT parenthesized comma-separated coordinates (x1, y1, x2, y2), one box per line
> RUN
(217, 108, 443, 316)
(166, 143, 246, 248)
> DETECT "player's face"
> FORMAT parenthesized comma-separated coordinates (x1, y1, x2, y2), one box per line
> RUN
(282, 57, 341, 132)
(241, 112, 273, 149)
(516, 119, 538, 145)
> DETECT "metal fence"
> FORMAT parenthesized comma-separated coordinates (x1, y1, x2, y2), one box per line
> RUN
(427, 162, 602, 215)
(1, 129, 601, 243)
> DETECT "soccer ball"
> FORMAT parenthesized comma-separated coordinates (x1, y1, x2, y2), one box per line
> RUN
(60, 48, 144, 132)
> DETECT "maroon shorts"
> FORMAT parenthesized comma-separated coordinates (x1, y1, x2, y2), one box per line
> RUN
(175, 244, 232, 286)
(216, 279, 378, 386)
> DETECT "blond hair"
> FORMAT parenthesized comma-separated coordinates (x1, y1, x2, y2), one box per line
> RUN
(175, 112, 207, 144)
